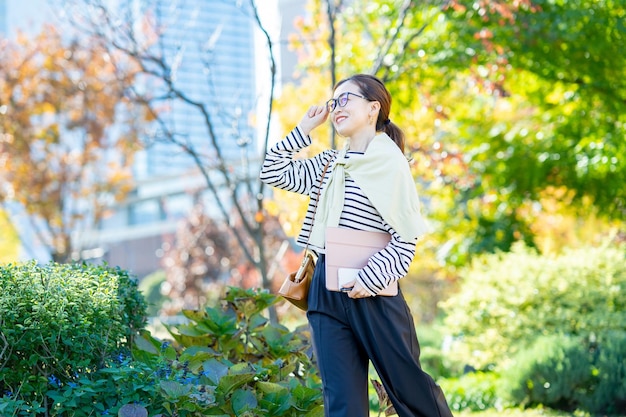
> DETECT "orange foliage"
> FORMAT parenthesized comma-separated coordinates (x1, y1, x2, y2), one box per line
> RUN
(0, 25, 146, 262)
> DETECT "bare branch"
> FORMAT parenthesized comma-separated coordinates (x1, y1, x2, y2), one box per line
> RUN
(369, 0, 415, 76)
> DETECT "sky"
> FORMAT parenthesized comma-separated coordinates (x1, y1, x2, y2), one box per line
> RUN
(3, 0, 53, 38)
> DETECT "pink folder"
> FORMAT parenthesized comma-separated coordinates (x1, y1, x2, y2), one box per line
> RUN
(325, 227, 398, 296)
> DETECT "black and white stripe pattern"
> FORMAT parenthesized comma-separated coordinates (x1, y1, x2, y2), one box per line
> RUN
(260, 126, 417, 295)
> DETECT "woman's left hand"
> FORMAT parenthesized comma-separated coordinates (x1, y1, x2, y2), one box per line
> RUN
(343, 281, 372, 299)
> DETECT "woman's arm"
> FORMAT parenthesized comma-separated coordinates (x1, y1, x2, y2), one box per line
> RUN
(356, 224, 417, 296)
(259, 126, 333, 196)
(261, 104, 331, 194)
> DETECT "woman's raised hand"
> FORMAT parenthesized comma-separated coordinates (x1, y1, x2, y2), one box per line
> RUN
(299, 105, 329, 136)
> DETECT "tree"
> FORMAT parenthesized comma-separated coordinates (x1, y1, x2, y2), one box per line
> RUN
(65, 0, 284, 320)
(279, 0, 625, 268)
(0, 208, 20, 263)
(159, 201, 237, 314)
(431, 0, 626, 258)
(160, 199, 292, 314)
(0, 27, 145, 262)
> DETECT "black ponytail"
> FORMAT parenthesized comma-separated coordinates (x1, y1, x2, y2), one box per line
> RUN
(379, 120, 405, 153)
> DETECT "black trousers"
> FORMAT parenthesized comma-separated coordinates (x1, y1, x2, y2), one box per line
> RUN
(307, 254, 453, 417)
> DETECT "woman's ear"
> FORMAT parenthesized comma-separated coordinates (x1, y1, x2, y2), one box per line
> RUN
(369, 101, 381, 115)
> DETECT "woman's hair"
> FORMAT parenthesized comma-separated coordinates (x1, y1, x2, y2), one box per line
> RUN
(334, 74, 405, 153)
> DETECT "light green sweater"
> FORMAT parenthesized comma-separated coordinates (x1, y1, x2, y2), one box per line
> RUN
(309, 132, 429, 248)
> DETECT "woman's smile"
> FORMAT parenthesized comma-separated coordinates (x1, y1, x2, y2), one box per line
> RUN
(334, 114, 347, 124)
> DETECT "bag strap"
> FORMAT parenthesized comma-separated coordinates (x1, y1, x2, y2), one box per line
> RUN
(303, 155, 333, 252)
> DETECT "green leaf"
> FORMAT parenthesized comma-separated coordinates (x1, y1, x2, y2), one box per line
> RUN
(256, 381, 291, 415)
(202, 358, 230, 385)
(248, 313, 269, 331)
(118, 403, 148, 417)
(255, 381, 286, 395)
(133, 332, 159, 355)
(179, 348, 219, 372)
(304, 405, 325, 417)
(182, 309, 208, 322)
(217, 373, 255, 397)
(231, 388, 258, 416)
(160, 380, 192, 398)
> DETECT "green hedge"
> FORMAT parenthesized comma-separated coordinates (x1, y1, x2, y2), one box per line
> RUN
(442, 243, 626, 369)
(499, 332, 626, 415)
(0, 262, 147, 414)
(439, 371, 500, 412)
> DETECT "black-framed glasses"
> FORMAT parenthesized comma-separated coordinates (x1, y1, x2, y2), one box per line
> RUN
(326, 92, 366, 112)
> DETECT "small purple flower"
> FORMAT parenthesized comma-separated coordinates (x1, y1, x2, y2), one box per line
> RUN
(157, 366, 172, 378)
(182, 376, 198, 385)
(48, 375, 61, 387)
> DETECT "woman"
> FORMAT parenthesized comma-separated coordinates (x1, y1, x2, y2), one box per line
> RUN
(260, 74, 453, 417)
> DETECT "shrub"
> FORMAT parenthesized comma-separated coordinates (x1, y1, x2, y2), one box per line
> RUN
(3, 286, 323, 417)
(441, 243, 626, 369)
(498, 335, 593, 412)
(415, 324, 464, 380)
(139, 286, 324, 416)
(439, 371, 501, 412)
(138, 269, 167, 316)
(499, 332, 626, 415)
(583, 331, 626, 414)
(0, 261, 147, 416)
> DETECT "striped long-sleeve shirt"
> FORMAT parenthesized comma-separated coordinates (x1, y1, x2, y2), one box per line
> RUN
(260, 126, 418, 296)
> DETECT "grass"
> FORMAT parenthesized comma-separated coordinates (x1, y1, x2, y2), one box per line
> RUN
(367, 409, 582, 417)
(367, 401, 589, 417)
(454, 409, 583, 417)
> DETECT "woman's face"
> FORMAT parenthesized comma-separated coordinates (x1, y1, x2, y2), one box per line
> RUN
(329, 81, 374, 138)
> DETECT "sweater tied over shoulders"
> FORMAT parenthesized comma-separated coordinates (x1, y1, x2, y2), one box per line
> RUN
(309, 132, 429, 248)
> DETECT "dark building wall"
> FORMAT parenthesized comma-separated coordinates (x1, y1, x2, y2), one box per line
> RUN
(104, 233, 173, 279)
